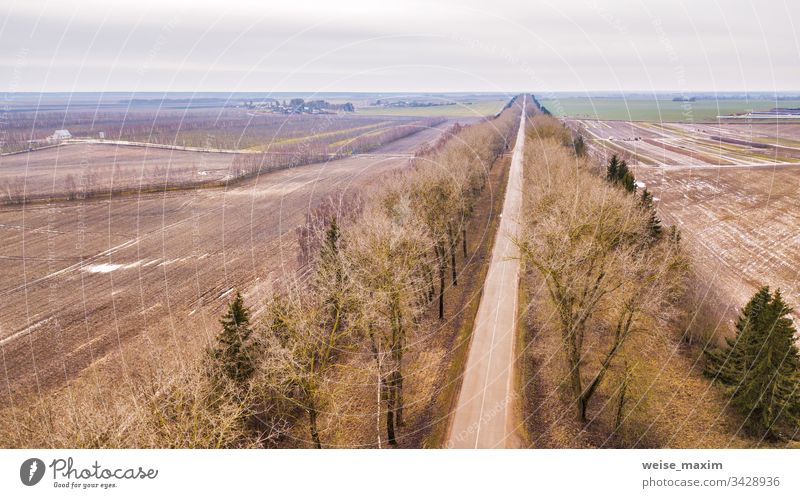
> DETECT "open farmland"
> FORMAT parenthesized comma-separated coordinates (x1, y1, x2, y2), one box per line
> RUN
(1, 115, 446, 202)
(0, 120, 454, 401)
(636, 165, 800, 324)
(541, 97, 800, 122)
(356, 98, 508, 117)
(1, 107, 440, 153)
(574, 118, 800, 325)
(571, 119, 800, 167)
(0, 144, 237, 200)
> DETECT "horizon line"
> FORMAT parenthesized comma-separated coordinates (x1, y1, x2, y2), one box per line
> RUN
(4, 90, 800, 95)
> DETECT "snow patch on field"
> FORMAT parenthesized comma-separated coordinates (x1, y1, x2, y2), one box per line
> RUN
(83, 261, 143, 273)
(157, 256, 195, 266)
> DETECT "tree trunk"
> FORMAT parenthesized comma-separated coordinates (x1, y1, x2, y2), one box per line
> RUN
(450, 244, 458, 286)
(309, 406, 322, 449)
(614, 369, 629, 433)
(578, 396, 588, 424)
(438, 264, 445, 320)
(447, 226, 458, 286)
(395, 371, 404, 427)
(386, 383, 397, 446)
(386, 407, 397, 446)
(462, 228, 468, 258)
(565, 333, 585, 422)
(427, 266, 435, 303)
(436, 244, 447, 319)
(578, 310, 632, 424)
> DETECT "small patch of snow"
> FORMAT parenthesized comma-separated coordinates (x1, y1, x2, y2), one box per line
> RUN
(83, 261, 143, 273)
(84, 263, 122, 273)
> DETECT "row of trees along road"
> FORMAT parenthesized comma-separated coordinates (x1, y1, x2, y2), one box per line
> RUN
(204, 98, 524, 447)
(516, 114, 689, 427)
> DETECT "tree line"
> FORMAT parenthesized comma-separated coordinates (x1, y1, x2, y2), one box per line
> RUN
(517, 114, 690, 430)
(199, 101, 522, 448)
(518, 113, 800, 444)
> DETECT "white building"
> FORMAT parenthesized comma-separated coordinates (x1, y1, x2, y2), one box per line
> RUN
(51, 129, 72, 141)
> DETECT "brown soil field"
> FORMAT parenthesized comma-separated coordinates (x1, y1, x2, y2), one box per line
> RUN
(570, 119, 800, 167)
(0, 143, 237, 200)
(1, 116, 453, 203)
(1, 108, 418, 153)
(0, 122, 452, 403)
(578, 119, 800, 334)
(636, 165, 800, 324)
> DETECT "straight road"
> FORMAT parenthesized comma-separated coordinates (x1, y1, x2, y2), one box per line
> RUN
(446, 97, 526, 448)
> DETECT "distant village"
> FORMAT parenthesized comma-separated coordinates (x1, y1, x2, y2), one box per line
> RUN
(239, 98, 355, 114)
(373, 99, 455, 108)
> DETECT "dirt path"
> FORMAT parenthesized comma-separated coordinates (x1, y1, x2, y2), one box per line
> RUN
(446, 98, 525, 448)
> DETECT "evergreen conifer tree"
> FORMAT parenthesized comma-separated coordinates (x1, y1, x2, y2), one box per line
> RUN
(706, 287, 800, 438)
(616, 159, 636, 192)
(317, 216, 347, 336)
(706, 287, 771, 384)
(606, 154, 637, 192)
(606, 154, 620, 183)
(640, 188, 662, 239)
(211, 291, 255, 384)
(572, 134, 586, 157)
(735, 290, 800, 438)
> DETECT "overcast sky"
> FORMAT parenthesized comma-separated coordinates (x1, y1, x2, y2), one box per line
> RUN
(1, 0, 798, 93)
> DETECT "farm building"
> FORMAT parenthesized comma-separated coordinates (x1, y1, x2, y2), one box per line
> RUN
(51, 129, 72, 141)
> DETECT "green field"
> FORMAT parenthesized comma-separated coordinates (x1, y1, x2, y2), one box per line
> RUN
(356, 99, 507, 117)
(539, 97, 800, 122)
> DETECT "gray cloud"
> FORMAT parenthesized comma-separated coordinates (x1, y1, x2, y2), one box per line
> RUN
(1, 0, 798, 92)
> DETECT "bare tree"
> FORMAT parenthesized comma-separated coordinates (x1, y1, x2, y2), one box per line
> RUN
(345, 200, 432, 445)
(516, 135, 687, 423)
(260, 216, 355, 448)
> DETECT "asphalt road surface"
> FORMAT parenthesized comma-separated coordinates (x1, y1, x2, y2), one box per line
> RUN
(447, 97, 526, 448)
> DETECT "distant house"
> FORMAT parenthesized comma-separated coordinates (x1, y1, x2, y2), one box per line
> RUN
(51, 129, 72, 141)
